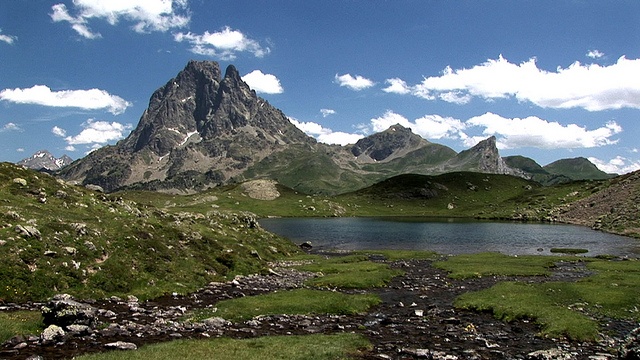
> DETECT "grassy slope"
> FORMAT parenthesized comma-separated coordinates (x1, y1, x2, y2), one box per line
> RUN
(0, 162, 299, 302)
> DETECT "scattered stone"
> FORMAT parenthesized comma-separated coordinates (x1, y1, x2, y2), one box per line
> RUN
(42, 294, 98, 328)
(104, 341, 137, 350)
(84, 184, 104, 193)
(13, 178, 27, 186)
(619, 326, 640, 360)
(527, 348, 574, 360)
(202, 317, 231, 328)
(15, 225, 41, 239)
(40, 325, 65, 342)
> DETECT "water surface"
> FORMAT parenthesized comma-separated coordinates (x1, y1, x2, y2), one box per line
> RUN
(260, 217, 639, 256)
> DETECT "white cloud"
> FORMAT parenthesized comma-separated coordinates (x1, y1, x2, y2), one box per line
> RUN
(320, 109, 336, 117)
(241, 70, 283, 94)
(65, 145, 77, 152)
(289, 118, 363, 145)
(586, 49, 605, 59)
(52, 126, 67, 137)
(334, 73, 375, 91)
(409, 55, 640, 111)
(64, 119, 132, 147)
(16, 148, 24, 152)
(174, 27, 269, 60)
(588, 156, 640, 175)
(0, 85, 131, 115)
(466, 112, 622, 149)
(383, 78, 411, 94)
(0, 122, 21, 132)
(0, 29, 17, 44)
(50, 0, 189, 38)
(370, 110, 467, 140)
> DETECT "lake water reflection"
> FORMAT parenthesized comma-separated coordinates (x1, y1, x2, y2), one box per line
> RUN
(259, 217, 640, 256)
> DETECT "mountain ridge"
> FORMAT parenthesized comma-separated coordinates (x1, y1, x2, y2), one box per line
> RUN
(56, 60, 610, 194)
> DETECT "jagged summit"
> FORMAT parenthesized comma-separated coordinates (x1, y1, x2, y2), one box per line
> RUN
(444, 136, 523, 176)
(350, 124, 429, 162)
(58, 60, 313, 193)
(18, 150, 72, 171)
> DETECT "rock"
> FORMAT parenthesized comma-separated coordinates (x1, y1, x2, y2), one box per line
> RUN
(526, 348, 574, 360)
(104, 341, 137, 350)
(202, 317, 231, 328)
(15, 225, 41, 239)
(41, 294, 98, 328)
(299, 241, 313, 250)
(40, 325, 65, 342)
(620, 327, 640, 360)
(85, 184, 104, 192)
(13, 178, 27, 186)
(66, 324, 90, 334)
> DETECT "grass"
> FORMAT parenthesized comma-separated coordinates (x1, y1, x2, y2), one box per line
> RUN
(0, 311, 43, 342)
(432, 252, 573, 279)
(447, 255, 640, 341)
(185, 288, 380, 322)
(454, 281, 599, 341)
(293, 254, 404, 289)
(353, 249, 439, 261)
(74, 333, 372, 360)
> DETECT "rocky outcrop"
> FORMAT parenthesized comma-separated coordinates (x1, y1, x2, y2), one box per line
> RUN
(444, 136, 523, 177)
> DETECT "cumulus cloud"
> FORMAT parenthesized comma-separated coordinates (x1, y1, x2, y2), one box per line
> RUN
(587, 49, 605, 59)
(52, 126, 67, 137)
(382, 78, 411, 94)
(0, 85, 131, 115)
(466, 112, 622, 149)
(320, 109, 336, 117)
(63, 119, 132, 148)
(403, 55, 640, 111)
(335, 73, 375, 91)
(174, 27, 269, 60)
(0, 29, 17, 44)
(0, 122, 21, 132)
(588, 156, 640, 175)
(241, 70, 283, 94)
(50, 0, 189, 38)
(370, 110, 468, 141)
(289, 118, 363, 145)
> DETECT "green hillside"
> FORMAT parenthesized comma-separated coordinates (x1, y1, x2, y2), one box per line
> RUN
(0, 162, 298, 302)
(544, 157, 615, 180)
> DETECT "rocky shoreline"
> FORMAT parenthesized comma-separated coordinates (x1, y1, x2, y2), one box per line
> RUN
(1, 256, 639, 360)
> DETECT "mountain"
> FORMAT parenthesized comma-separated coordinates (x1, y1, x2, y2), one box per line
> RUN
(57, 60, 610, 195)
(17, 150, 72, 171)
(543, 157, 615, 180)
(59, 60, 313, 193)
(441, 136, 523, 177)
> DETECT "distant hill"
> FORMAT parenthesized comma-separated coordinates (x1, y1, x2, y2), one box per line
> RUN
(543, 157, 615, 180)
(17, 150, 72, 171)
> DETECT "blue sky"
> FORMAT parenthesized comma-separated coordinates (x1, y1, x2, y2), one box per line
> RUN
(1, 1, 639, 174)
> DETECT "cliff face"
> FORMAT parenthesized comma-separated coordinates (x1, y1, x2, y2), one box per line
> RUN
(444, 136, 524, 177)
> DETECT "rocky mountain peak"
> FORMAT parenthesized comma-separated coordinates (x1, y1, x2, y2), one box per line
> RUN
(351, 124, 429, 162)
(17, 150, 72, 171)
(446, 136, 523, 176)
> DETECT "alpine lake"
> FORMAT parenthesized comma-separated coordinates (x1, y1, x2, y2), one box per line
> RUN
(260, 217, 640, 257)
